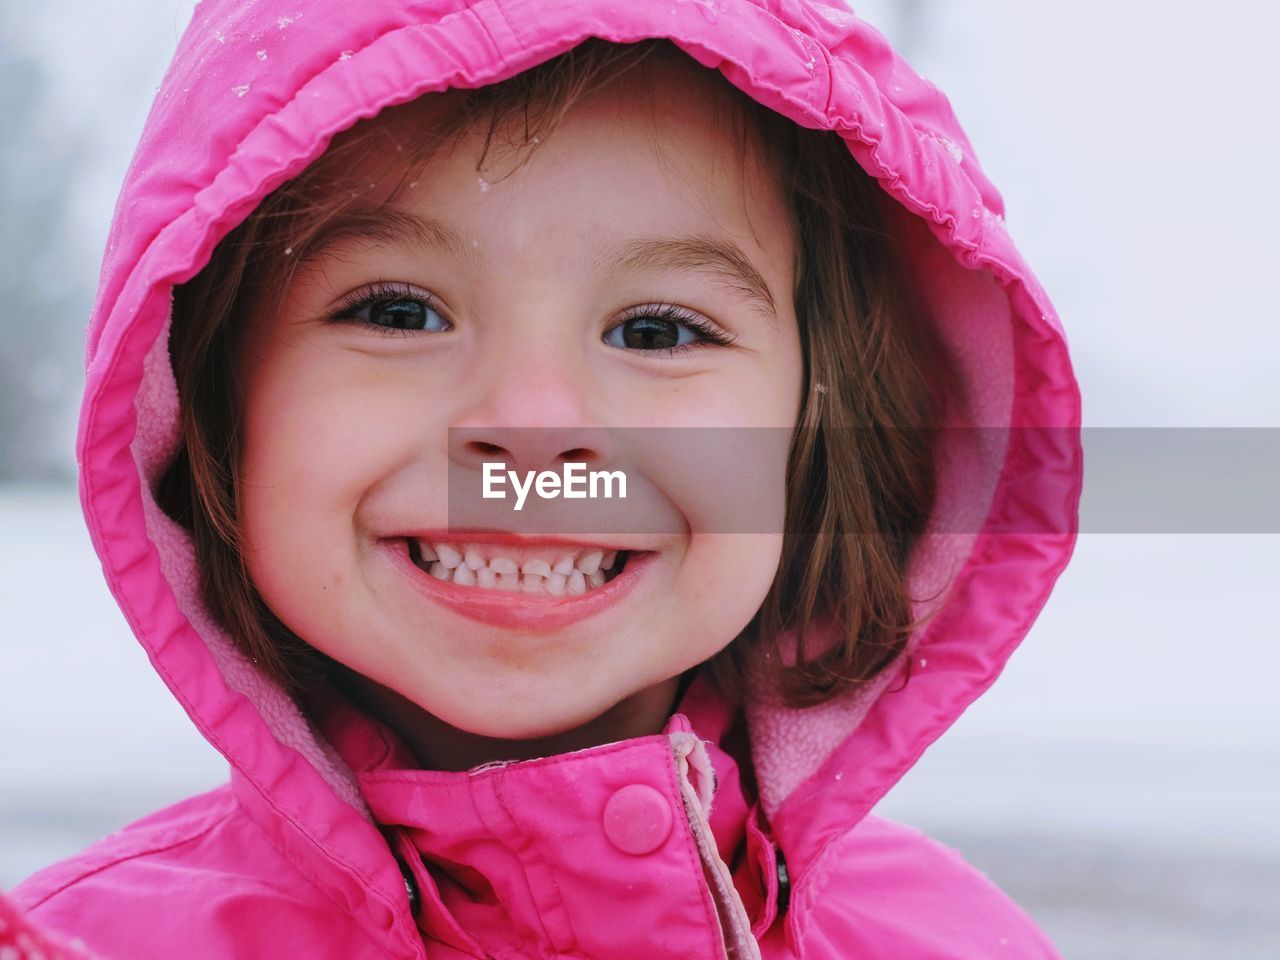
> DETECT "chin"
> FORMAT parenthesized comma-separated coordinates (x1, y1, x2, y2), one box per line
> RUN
(454, 707, 596, 743)
(442, 687, 620, 743)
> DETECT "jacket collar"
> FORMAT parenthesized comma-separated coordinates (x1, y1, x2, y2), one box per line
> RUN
(316, 671, 782, 957)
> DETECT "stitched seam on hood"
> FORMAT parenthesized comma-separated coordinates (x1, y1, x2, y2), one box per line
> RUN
(236, 771, 423, 955)
(488, 0, 528, 50)
(16, 807, 233, 913)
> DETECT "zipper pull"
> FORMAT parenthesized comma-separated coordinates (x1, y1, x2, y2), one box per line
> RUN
(776, 847, 791, 916)
(397, 858, 421, 918)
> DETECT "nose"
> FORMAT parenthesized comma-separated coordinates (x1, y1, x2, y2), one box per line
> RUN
(452, 426, 615, 479)
(448, 344, 616, 478)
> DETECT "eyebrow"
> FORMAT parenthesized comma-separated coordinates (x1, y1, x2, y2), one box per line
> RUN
(304, 208, 778, 323)
(596, 234, 778, 325)
(302, 206, 479, 268)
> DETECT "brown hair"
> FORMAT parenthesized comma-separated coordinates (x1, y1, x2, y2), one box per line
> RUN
(156, 37, 957, 710)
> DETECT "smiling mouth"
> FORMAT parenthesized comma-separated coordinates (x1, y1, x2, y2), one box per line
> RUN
(405, 537, 632, 596)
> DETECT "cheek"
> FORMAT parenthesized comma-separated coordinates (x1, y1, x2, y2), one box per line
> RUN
(631, 421, 791, 539)
(676, 533, 783, 649)
(240, 350, 425, 513)
(235, 348, 419, 616)
(646, 367, 799, 430)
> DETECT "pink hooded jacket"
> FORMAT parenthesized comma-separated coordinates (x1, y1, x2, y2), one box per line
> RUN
(9, 0, 1082, 956)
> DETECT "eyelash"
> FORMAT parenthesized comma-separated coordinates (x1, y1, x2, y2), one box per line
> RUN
(330, 281, 447, 339)
(613, 302, 738, 357)
(327, 282, 738, 357)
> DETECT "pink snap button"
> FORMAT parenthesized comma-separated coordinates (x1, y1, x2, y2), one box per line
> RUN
(602, 784, 673, 855)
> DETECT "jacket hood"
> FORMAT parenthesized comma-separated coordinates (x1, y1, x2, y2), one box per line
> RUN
(78, 0, 1080, 944)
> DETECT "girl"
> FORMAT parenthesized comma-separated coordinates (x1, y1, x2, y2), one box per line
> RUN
(8, 0, 1081, 957)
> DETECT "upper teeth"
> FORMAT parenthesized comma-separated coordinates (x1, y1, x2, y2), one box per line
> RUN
(413, 539, 622, 595)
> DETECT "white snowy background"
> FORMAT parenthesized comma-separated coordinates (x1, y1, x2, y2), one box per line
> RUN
(2, 2, 1278, 957)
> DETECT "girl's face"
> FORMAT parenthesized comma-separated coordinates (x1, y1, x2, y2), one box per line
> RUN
(237, 56, 804, 762)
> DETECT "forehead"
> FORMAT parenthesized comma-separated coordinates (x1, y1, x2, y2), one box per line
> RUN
(315, 48, 794, 257)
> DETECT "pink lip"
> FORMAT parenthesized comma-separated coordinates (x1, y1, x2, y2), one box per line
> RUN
(380, 538, 657, 632)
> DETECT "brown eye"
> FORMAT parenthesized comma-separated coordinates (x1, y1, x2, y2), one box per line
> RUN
(610, 316, 687, 350)
(368, 297, 438, 330)
(603, 304, 736, 357)
(332, 283, 450, 336)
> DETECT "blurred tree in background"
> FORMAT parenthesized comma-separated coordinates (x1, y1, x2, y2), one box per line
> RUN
(0, 10, 84, 483)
